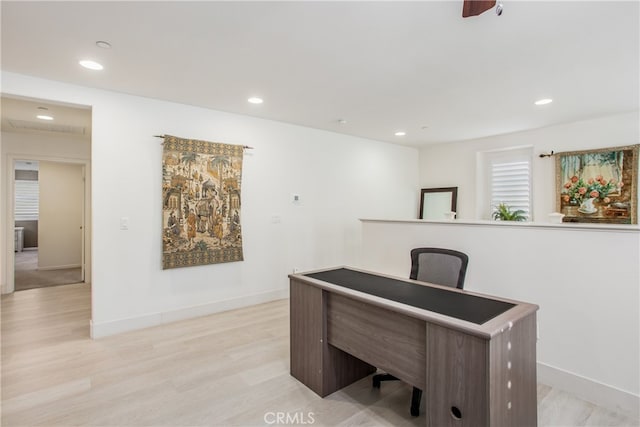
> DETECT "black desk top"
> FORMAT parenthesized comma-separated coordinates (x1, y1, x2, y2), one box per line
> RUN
(305, 268, 514, 325)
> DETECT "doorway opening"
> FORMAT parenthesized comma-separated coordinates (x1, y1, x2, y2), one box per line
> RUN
(2, 95, 92, 299)
(14, 159, 85, 291)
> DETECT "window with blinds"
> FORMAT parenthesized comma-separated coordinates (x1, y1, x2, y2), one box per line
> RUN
(490, 159, 531, 219)
(15, 180, 39, 221)
(477, 146, 533, 220)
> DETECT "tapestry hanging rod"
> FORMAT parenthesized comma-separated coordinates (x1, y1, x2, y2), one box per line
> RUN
(154, 135, 254, 150)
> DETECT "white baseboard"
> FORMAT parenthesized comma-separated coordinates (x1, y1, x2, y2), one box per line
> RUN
(90, 288, 288, 339)
(90, 312, 161, 339)
(37, 263, 81, 271)
(538, 362, 639, 419)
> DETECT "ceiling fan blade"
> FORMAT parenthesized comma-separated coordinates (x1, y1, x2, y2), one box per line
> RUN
(462, 0, 497, 17)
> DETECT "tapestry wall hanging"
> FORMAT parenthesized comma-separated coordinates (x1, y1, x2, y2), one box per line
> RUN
(162, 135, 244, 269)
(556, 144, 639, 224)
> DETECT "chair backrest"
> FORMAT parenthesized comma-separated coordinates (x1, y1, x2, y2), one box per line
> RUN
(410, 247, 469, 289)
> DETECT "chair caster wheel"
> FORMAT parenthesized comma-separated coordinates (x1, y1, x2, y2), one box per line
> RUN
(372, 378, 381, 388)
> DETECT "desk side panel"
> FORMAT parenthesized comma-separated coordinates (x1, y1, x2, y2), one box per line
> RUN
(290, 279, 324, 395)
(426, 323, 489, 427)
(327, 293, 426, 390)
(489, 312, 537, 427)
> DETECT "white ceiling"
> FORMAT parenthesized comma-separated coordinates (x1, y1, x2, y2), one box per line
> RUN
(1, 96, 92, 139)
(1, 1, 638, 147)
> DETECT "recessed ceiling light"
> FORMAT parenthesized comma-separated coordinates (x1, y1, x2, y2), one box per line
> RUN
(534, 98, 553, 106)
(36, 114, 54, 121)
(79, 60, 104, 70)
(96, 41, 112, 49)
(248, 97, 263, 104)
(338, 119, 347, 124)
(395, 131, 406, 136)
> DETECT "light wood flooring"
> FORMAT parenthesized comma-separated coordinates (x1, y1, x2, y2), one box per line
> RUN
(1, 283, 638, 426)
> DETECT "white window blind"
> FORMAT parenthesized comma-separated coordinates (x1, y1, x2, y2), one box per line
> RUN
(481, 147, 532, 220)
(15, 180, 39, 221)
(490, 160, 531, 218)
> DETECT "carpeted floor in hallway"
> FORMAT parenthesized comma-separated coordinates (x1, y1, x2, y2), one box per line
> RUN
(14, 249, 82, 291)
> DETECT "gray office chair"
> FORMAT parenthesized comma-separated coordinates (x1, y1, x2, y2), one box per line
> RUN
(372, 247, 469, 417)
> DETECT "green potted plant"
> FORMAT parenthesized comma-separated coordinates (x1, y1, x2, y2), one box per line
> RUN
(492, 203, 527, 221)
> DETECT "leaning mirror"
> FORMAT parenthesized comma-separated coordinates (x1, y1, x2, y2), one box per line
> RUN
(419, 187, 458, 220)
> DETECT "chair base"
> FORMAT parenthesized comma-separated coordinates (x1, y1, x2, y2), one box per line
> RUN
(372, 373, 397, 388)
(372, 373, 422, 417)
(410, 387, 422, 417)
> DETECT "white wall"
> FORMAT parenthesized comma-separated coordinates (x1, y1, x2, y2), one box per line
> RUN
(38, 161, 84, 269)
(419, 111, 640, 220)
(360, 219, 640, 418)
(1, 72, 419, 336)
(413, 112, 640, 416)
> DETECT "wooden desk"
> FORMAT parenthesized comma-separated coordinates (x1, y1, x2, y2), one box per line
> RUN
(289, 267, 539, 427)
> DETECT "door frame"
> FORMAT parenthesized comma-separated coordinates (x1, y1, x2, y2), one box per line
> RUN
(4, 154, 91, 294)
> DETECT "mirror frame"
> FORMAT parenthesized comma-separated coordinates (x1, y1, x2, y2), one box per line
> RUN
(419, 187, 458, 220)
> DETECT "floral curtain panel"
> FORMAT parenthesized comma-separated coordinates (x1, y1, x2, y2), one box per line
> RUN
(162, 135, 244, 269)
